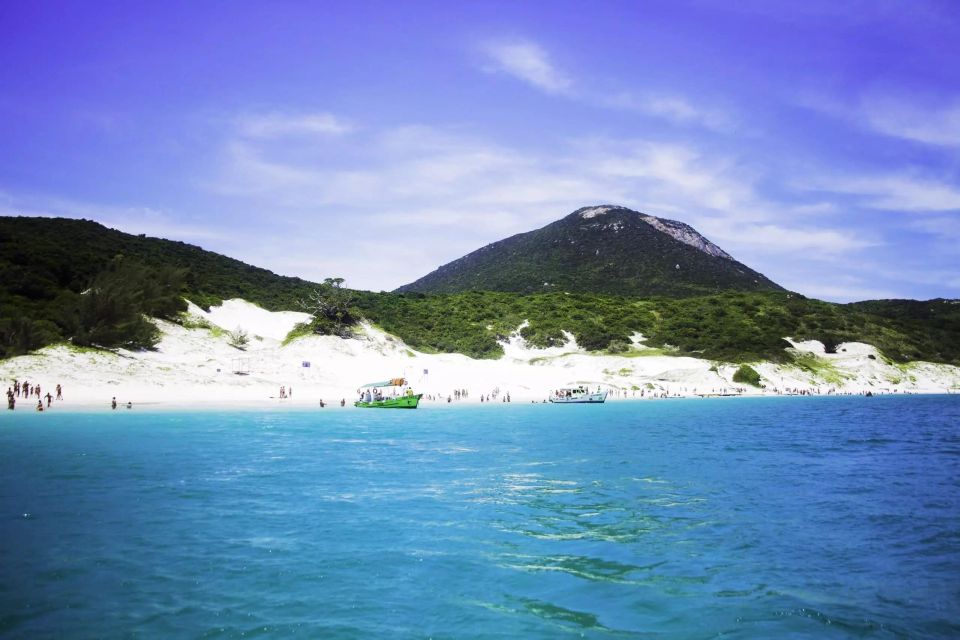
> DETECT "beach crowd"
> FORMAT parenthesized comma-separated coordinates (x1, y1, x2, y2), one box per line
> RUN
(6, 379, 63, 411)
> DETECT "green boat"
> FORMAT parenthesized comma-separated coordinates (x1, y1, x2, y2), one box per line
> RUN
(355, 378, 423, 409)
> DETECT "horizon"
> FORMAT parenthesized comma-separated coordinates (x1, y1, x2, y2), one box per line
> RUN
(1, 1, 958, 302)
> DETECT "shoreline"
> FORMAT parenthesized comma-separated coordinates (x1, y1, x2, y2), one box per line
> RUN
(3, 390, 955, 416)
(3, 299, 958, 414)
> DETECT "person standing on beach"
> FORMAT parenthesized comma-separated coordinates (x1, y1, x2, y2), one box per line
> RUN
(6, 388, 14, 410)
(56, 384, 62, 400)
(45, 392, 52, 408)
(111, 397, 117, 410)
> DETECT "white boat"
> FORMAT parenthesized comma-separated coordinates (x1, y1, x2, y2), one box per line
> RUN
(550, 386, 608, 403)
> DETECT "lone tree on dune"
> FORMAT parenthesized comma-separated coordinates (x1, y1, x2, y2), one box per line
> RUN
(298, 277, 359, 338)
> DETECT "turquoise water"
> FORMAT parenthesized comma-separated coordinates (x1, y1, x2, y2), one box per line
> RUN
(1, 396, 958, 638)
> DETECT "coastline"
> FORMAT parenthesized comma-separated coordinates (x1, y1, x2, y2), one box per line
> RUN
(3, 393, 957, 416)
(3, 299, 958, 413)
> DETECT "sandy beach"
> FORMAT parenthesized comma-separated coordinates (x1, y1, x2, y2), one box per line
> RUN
(2, 299, 958, 411)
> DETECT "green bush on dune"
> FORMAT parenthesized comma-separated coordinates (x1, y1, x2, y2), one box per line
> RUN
(732, 364, 762, 387)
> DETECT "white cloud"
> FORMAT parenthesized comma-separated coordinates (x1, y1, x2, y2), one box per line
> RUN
(798, 92, 960, 147)
(808, 173, 960, 212)
(910, 215, 960, 239)
(699, 222, 879, 255)
(8, 104, 946, 300)
(236, 111, 353, 138)
(601, 92, 734, 132)
(203, 116, 893, 293)
(861, 97, 960, 147)
(479, 40, 572, 94)
(478, 38, 737, 134)
(588, 141, 756, 213)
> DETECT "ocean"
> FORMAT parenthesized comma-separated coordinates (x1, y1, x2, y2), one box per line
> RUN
(1, 396, 958, 638)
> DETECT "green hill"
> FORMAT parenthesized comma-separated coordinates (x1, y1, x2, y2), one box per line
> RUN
(1, 215, 958, 366)
(0, 216, 317, 356)
(397, 205, 783, 297)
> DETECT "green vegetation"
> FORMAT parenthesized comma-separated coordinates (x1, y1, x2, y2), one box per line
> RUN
(227, 327, 249, 350)
(732, 364, 762, 387)
(398, 206, 782, 297)
(282, 322, 314, 346)
(0, 216, 309, 357)
(2, 216, 959, 367)
(297, 277, 361, 337)
(0, 243, 186, 355)
(790, 353, 848, 385)
(355, 290, 960, 364)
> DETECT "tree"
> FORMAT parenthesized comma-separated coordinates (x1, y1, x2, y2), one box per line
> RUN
(69, 256, 185, 350)
(0, 317, 62, 358)
(298, 277, 359, 338)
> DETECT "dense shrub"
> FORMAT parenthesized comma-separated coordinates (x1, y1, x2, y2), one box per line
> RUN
(732, 364, 762, 387)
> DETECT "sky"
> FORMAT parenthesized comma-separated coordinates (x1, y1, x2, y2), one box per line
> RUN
(1, 0, 958, 302)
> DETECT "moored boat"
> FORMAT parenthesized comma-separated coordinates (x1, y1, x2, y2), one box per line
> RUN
(355, 378, 423, 409)
(549, 385, 608, 403)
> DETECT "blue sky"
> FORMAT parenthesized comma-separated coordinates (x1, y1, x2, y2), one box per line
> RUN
(1, 0, 958, 301)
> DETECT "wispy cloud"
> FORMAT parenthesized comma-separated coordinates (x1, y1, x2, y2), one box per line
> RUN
(910, 215, 960, 239)
(478, 37, 736, 133)
(479, 40, 572, 95)
(699, 222, 879, 255)
(806, 173, 960, 212)
(861, 97, 960, 147)
(235, 111, 353, 139)
(4, 104, 944, 301)
(799, 92, 960, 147)
(202, 114, 891, 292)
(601, 92, 734, 132)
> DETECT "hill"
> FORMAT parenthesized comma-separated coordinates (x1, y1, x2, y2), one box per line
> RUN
(0, 216, 317, 356)
(0, 216, 316, 311)
(397, 205, 783, 297)
(1, 215, 958, 367)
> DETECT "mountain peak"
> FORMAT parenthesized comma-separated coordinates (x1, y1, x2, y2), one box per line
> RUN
(571, 205, 733, 261)
(576, 205, 619, 219)
(397, 205, 782, 297)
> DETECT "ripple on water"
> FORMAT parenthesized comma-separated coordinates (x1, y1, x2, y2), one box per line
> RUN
(0, 397, 958, 638)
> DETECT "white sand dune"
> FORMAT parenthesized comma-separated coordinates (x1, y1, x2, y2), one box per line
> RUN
(2, 299, 958, 410)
